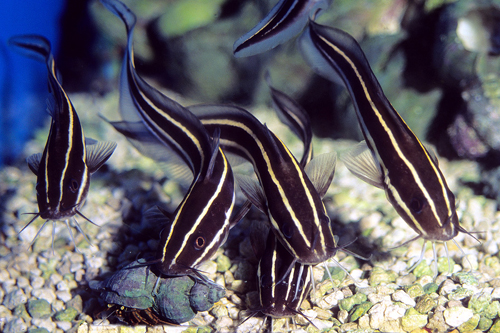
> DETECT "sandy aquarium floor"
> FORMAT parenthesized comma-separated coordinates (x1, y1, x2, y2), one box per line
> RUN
(1, 92, 500, 333)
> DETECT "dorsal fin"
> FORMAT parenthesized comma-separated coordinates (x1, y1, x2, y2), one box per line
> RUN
(232, 0, 332, 57)
(101, 116, 194, 186)
(8, 34, 51, 63)
(264, 124, 286, 164)
(100, 0, 136, 34)
(204, 128, 221, 181)
(266, 71, 313, 166)
(424, 143, 439, 166)
(142, 206, 172, 228)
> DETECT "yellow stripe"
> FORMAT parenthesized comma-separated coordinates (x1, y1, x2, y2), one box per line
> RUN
(191, 152, 235, 267)
(202, 118, 317, 250)
(319, 35, 452, 228)
(162, 150, 232, 265)
(129, 59, 205, 170)
(277, 136, 325, 250)
(160, 172, 201, 262)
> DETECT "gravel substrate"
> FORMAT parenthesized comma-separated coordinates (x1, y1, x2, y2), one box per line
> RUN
(1, 92, 499, 333)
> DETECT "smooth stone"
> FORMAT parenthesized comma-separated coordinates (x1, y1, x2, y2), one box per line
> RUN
(4, 318, 28, 333)
(27, 299, 52, 319)
(415, 294, 437, 314)
(54, 307, 78, 322)
(4, 289, 27, 310)
(401, 308, 428, 332)
(31, 288, 56, 304)
(443, 306, 474, 327)
(392, 290, 416, 307)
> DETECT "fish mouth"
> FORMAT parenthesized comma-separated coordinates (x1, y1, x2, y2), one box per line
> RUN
(39, 208, 77, 220)
(155, 262, 210, 282)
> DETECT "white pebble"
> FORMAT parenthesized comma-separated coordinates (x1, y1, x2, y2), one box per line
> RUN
(369, 302, 386, 330)
(0, 305, 13, 321)
(227, 306, 240, 320)
(310, 318, 333, 330)
(368, 294, 391, 304)
(301, 309, 318, 320)
(51, 300, 65, 312)
(56, 290, 72, 303)
(16, 276, 30, 289)
(31, 276, 45, 289)
(338, 309, 348, 323)
(32, 318, 56, 332)
(491, 288, 500, 299)
(49, 273, 63, 286)
(443, 306, 474, 327)
(385, 303, 406, 320)
(5, 318, 27, 333)
(349, 268, 363, 280)
(85, 256, 104, 270)
(236, 317, 263, 333)
(215, 316, 233, 328)
(56, 280, 69, 292)
(392, 290, 416, 307)
(56, 321, 72, 331)
(70, 263, 83, 273)
(358, 314, 371, 329)
(0, 270, 10, 281)
(359, 212, 382, 229)
(483, 240, 499, 255)
(32, 288, 56, 303)
(440, 281, 458, 295)
(2, 279, 16, 293)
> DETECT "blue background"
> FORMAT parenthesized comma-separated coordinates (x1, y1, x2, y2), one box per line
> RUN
(0, 0, 65, 166)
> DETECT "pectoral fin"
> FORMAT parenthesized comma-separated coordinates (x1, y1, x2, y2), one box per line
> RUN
(304, 151, 337, 198)
(86, 141, 117, 174)
(341, 141, 384, 189)
(235, 174, 267, 213)
(26, 153, 43, 174)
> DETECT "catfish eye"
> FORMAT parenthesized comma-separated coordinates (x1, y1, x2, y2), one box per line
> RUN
(282, 223, 294, 239)
(68, 179, 79, 193)
(194, 236, 205, 250)
(409, 196, 426, 214)
(260, 273, 273, 288)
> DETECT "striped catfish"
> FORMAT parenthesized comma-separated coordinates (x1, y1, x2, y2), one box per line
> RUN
(188, 103, 337, 266)
(101, 0, 236, 278)
(254, 83, 314, 323)
(257, 232, 313, 323)
(233, 0, 332, 57)
(299, 21, 469, 262)
(8, 35, 116, 249)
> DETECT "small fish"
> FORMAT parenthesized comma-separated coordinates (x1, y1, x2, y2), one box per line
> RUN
(8, 34, 116, 250)
(233, 0, 332, 57)
(100, 0, 237, 279)
(299, 21, 471, 270)
(189, 103, 338, 267)
(257, 233, 313, 321)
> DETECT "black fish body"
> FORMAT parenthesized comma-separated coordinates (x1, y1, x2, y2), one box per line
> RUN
(9, 34, 116, 247)
(189, 103, 337, 265)
(299, 21, 461, 243)
(100, 0, 236, 278)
